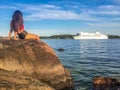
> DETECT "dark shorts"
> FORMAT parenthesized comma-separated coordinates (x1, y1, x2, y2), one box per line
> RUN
(18, 31, 28, 39)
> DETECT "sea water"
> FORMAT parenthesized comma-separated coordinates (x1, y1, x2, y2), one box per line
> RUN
(43, 39, 120, 90)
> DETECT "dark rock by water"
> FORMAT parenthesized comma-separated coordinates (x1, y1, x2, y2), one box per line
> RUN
(0, 39, 74, 90)
(58, 48, 65, 51)
(93, 76, 120, 90)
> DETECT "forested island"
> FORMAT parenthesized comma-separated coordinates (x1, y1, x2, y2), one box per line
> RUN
(40, 34, 120, 39)
(108, 35, 120, 39)
(40, 34, 74, 39)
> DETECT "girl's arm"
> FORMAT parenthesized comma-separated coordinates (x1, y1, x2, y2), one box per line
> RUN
(14, 31, 18, 40)
(13, 23, 20, 40)
(8, 21, 13, 39)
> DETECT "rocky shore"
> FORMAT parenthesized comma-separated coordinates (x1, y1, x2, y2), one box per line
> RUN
(0, 39, 74, 90)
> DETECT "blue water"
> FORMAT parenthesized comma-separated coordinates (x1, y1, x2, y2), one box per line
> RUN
(42, 39, 120, 90)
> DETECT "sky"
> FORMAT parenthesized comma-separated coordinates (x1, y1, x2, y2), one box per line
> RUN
(0, 0, 120, 36)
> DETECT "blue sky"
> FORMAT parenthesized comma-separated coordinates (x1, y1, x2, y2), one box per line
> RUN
(0, 0, 120, 36)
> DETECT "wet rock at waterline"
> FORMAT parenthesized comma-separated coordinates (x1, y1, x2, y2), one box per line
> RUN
(93, 76, 120, 90)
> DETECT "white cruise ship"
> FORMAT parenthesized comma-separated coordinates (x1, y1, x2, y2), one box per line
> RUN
(73, 31, 108, 39)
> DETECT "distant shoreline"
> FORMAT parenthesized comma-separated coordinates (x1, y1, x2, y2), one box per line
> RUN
(0, 34, 120, 39)
(40, 34, 120, 39)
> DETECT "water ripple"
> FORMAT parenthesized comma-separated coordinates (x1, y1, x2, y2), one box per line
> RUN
(43, 39, 120, 90)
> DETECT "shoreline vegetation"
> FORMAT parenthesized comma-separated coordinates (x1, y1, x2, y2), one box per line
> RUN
(0, 34, 120, 39)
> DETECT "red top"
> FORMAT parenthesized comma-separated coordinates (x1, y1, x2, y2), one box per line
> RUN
(20, 25, 24, 31)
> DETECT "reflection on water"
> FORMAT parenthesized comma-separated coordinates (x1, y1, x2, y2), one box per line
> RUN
(79, 40, 109, 59)
(43, 39, 120, 90)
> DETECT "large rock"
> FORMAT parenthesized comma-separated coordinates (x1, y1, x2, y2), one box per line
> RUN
(0, 39, 74, 90)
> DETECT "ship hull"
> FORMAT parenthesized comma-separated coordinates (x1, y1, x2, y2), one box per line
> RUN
(73, 32, 108, 39)
(73, 36, 108, 39)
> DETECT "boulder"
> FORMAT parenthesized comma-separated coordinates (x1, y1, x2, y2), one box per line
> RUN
(92, 76, 120, 90)
(0, 39, 74, 90)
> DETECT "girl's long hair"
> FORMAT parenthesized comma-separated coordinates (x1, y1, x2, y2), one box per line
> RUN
(12, 10, 24, 31)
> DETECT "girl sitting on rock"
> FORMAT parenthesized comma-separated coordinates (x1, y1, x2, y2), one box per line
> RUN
(8, 10, 40, 41)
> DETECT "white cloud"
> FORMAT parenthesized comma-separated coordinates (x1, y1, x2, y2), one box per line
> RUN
(112, 0, 120, 4)
(89, 10, 120, 15)
(88, 5, 120, 16)
(15, 4, 98, 21)
(87, 22, 120, 28)
(25, 9, 79, 20)
(0, 3, 98, 21)
(1, 3, 120, 22)
(0, 5, 16, 9)
(99, 5, 119, 10)
(16, 4, 60, 11)
(16, 4, 79, 20)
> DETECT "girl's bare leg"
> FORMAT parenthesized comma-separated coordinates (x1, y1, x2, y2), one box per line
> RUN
(25, 33, 40, 41)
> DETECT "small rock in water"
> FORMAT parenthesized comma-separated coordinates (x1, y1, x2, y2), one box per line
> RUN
(58, 48, 65, 51)
(92, 76, 120, 90)
(93, 76, 120, 85)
